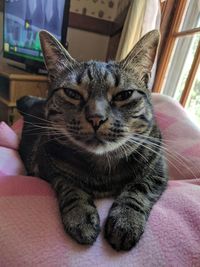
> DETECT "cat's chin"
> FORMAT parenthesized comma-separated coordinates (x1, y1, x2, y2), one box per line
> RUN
(83, 136, 123, 155)
(84, 139, 127, 156)
(69, 137, 120, 155)
(89, 144, 118, 155)
(75, 138, 110, 155)
(67, 134, 130, 156)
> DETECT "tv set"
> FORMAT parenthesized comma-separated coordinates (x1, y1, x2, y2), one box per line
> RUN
(3, 0, 70, 73)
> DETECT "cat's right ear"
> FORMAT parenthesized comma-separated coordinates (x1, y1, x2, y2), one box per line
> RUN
(39, 30, 78, 80)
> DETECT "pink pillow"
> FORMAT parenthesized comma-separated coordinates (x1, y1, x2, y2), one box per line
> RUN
(0, 121, 25, 176)
(152, 93, 200, 180)
(0, 122, 19, 150)
(0, 175, 200, 266)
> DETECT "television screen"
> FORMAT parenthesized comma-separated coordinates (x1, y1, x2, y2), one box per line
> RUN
(3, 0, 68, 64)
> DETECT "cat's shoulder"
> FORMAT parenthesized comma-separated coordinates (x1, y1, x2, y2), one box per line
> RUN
(17, 95, 46, 121)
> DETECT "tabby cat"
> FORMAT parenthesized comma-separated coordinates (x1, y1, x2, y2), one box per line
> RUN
(17, 30, 168, 251)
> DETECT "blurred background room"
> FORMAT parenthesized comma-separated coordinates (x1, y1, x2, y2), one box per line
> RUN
(0, 0, 199, 125)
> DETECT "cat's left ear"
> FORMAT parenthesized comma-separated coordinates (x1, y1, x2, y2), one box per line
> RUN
(119, 30, 160, 86)
(39, 30, 78, 80)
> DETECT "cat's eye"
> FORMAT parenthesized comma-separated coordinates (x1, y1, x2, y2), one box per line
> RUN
(113, 90, 134, 102)
(64, 88, 82, 100)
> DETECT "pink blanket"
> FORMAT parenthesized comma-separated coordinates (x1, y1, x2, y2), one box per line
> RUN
(0, 94, 200, 266)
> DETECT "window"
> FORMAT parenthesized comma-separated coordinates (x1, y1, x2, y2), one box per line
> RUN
(154, 0, 200, 124)
(185, 65, 200, 125)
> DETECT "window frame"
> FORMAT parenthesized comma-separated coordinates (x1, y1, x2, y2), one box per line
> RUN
(154, 0, 200, 107)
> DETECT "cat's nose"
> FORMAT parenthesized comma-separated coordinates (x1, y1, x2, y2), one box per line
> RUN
(87, 115, 108, 131)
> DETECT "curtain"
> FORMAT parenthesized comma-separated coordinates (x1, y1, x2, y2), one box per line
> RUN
(116, 0, 161, 89)
(116, 0, 147, 61)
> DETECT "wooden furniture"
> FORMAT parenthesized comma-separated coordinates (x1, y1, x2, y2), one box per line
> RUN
(0, 60, 49, 124)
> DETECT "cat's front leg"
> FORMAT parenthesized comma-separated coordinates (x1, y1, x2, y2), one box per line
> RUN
(105, 178, 166, 251)
(53, 177, 100, 245)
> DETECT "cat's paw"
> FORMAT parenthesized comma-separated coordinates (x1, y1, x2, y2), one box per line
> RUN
(104, 205, 146, 251)
(62, 205, 100, 245)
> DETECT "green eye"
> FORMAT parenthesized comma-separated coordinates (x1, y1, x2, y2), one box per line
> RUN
(113, 90, 133, 101)
(64, 88, 82, 100)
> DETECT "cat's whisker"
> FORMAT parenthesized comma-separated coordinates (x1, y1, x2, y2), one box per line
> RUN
(22, 121, 74, 142)
(130, 136, 198, 180)
(19, 110, 53, 124)
(23, 120, 56, 130)
(123, 125, 179, 143)
(128, 143, 148, 163)
(105, 152, 112, 174)
(133, 132, 178, 144)
(22, 130, 64, 136)
(122, 141, 157, 174)
(22, 126, 60, 133)
(131, 132, 200, 177)
(22, 128, 60, 136)
(128, 136, 185, 178)
(23, 120, 65, 132)
(39, 135, 69, 146)
(120, 144, 128, 162)
(148, 141, 198, 180)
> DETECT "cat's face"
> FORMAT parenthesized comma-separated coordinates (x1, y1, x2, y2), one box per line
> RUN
(39, 30, 159, 155)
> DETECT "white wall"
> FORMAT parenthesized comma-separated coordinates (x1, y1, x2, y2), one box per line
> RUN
(67, 28, 109, 61)
(70, 0, 130, 22)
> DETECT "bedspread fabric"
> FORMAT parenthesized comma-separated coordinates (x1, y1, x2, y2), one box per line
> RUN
(0, 93, 200, 267)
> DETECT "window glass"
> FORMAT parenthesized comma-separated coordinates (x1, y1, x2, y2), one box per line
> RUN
(161, 34, 199, 101)
(179, 0, 200, 31)
(185, 66, 200, 125)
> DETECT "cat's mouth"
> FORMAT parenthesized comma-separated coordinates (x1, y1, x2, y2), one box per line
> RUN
(85, 135, 105, 145)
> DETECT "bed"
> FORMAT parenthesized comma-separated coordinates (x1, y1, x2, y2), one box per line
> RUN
(0, 93, 200, 267)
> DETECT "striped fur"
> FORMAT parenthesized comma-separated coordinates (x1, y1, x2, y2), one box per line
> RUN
(17, 30, 168, 251)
